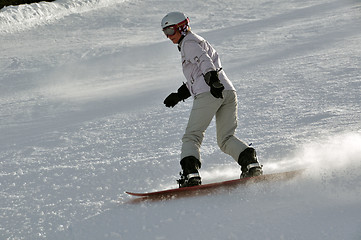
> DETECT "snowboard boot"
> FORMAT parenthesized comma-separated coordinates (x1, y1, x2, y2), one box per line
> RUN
(238, 147, 263, 178)
(177, 156, 202, 188)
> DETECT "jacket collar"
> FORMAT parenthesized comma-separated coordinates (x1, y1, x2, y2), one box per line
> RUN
(177, 35, 185, 51)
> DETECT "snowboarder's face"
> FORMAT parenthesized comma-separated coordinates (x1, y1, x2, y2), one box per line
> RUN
(168, 30, 182, 44)
(163, 26, 182, 44)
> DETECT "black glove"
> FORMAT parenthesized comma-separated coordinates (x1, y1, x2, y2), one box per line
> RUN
(164, 83, 191, 108)
(204, 71, 224, 99)
(164, 93, 181, 108)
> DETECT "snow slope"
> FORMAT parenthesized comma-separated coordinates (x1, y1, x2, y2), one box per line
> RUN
(1, 0, 361, 239)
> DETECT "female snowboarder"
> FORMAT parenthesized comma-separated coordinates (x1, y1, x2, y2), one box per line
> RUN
(161, 12, 263, 187)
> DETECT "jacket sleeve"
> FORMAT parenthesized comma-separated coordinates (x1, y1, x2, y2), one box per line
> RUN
(183, 40, 216, 75)
(177, 83, 191, 100)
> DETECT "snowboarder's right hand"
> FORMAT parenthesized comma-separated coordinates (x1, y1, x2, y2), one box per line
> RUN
(164, 83, 191, 108)
(164, 93, 181, 108)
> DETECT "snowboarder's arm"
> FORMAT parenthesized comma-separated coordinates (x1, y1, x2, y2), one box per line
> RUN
(183, 40, 216, 74)
(183, 40, 224, 98)
(204, 71, 224, 99)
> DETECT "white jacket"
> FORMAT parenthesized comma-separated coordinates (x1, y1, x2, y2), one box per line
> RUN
(178, 31, 235, 97)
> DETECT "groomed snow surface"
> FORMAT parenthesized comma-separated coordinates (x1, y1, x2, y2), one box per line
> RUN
(1, 0, 361, 239)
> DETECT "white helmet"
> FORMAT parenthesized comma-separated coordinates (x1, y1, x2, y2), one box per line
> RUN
(161, 12, 189, 30)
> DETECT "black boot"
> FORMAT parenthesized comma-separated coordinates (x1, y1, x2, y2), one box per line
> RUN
(177, 156, 202, 188)
(238, 148, 263, 178)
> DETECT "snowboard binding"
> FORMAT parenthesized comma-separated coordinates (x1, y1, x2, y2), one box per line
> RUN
(238, 147, 263, 178)
(240, 162, 263, 178)
(178, 156, 202, 188)
(177, 172, 202, 188)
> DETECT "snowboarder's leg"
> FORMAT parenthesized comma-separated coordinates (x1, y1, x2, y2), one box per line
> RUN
(215, 90, 249, 160)
(179, 92, 222, 187)
(181, 92, 221, 160)
(214, 91, 263, 178)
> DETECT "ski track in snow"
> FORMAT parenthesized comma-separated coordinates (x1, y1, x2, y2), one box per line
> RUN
(1, 0, 361, 239)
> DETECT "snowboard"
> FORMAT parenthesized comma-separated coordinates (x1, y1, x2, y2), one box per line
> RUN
(126, 169, 305, 200)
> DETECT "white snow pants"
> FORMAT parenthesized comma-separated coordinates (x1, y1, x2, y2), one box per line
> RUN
(181, 90, 249, 163)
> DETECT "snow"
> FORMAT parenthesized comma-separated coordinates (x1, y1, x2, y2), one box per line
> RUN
(1, 0, 361, 239)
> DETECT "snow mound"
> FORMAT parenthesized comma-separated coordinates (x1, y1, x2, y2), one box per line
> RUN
(0, 0, 127, 33)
